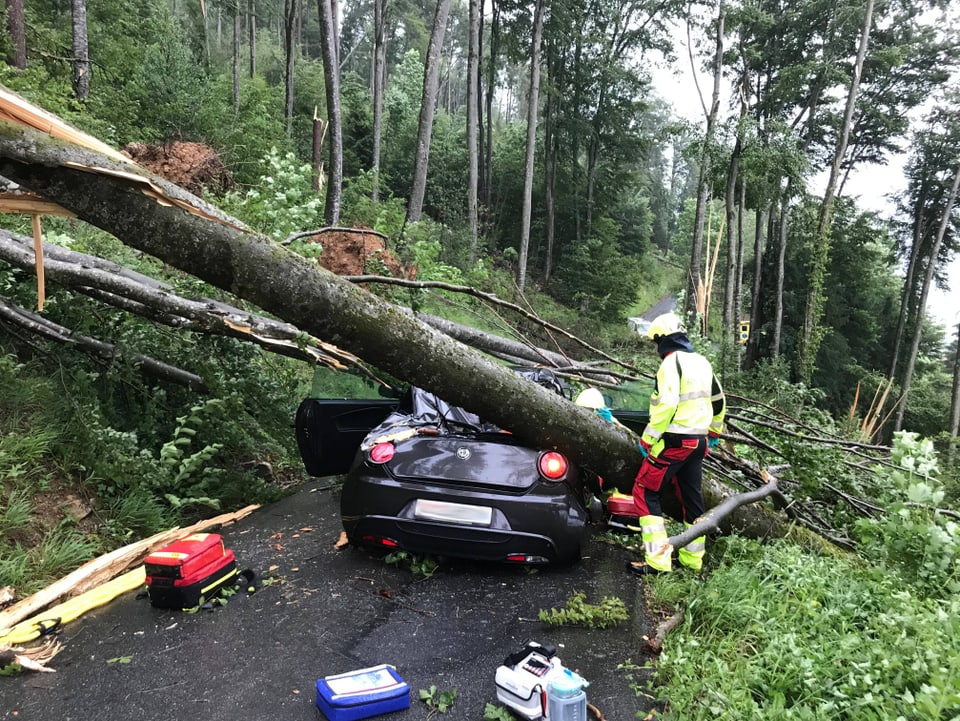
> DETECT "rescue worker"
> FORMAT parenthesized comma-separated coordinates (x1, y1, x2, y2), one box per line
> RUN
(574, 387, 623, 426)
(628, 312, 726, 576)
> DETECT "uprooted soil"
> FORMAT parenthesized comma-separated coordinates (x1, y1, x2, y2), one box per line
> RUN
(122, 141, 235, 195)
(120, 144, 408, 279)
(305, 228, 413, 279)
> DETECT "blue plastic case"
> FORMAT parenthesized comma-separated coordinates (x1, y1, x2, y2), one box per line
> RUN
(315, 664, 411, 721)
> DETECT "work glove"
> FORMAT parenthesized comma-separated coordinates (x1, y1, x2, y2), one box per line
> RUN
(638, 439, 651, 458)
(595, 407, 614, 423)
(708, 432, 720, 449)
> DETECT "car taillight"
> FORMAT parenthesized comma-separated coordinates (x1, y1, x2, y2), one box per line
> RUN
(506, 553, 550, 564)
(369, 442, 395, 463)
(362, 535, 398, 547)
(538, 451, 568, 480)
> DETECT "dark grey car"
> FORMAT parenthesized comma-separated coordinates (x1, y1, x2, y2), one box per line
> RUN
(295, 369, 649, 565)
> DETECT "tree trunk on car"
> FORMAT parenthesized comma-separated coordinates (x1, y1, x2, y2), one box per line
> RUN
(0, 120, 794, 539)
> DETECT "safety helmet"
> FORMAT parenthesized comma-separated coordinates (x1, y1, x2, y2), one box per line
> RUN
(575, 387, 605, 410)
(646, 312, 685, 341)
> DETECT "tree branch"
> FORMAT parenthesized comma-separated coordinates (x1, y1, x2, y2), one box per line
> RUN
(0, 295, 208, 390)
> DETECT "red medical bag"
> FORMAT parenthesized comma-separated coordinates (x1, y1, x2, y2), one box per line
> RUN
(144, 533, 238, 609)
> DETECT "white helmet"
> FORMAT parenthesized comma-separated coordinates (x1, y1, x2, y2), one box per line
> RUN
(575, 388, 605, 410)
(646, 312, 685, 341)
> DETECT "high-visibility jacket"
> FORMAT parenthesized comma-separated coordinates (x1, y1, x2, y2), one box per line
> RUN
(641, 350, 725, 457)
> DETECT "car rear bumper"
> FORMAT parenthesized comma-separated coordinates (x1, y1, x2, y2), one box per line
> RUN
(341, 478, 587, 564)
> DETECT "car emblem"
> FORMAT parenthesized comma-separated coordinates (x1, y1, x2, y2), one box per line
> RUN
(456, 447, 471, 460)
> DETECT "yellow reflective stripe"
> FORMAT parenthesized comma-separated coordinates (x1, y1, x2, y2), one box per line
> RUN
(644, 426, 663, 440)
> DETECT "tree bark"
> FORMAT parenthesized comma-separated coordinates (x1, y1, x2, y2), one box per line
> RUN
(744, 203, 765, 369)
(317, 0, 343, 224)
(371, 0, 387, 201)
(248, 0, 257, 78)
(233, 9, 241, 113)
(6, 0, 26, 70)
(406, 0, 452, 223)
(482, 0, 500, 219)
(284, 0, 298, 136)
(0, 228, 368, 371)
(71, 0, 90, 102)
(0, 124, 643, 487)
(466, 0, 480, 259)
(772, 189, 790, 358)
(543, 66, 557, 283)
(950, 322, 960, 465)
(517, 0, 545, 293)
(0, 294, 208, 390)
(723, 135, 741, 333)
(889, 172, 927, 382)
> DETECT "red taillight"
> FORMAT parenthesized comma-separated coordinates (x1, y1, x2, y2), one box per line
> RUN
(362, 535, 398, 547)
(538, 451, 568, 480)
(506, 553, 550, 564)
(369, 442, 395, 463)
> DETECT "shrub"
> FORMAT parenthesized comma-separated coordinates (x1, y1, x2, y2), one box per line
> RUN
(649, 537, 960, 721)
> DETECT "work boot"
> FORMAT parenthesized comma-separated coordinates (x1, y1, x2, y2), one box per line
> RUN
(626, 561, 667, 577)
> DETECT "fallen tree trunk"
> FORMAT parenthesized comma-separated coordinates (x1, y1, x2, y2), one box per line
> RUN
(0, 121, 650, 488)
(0, 117, 804, 544)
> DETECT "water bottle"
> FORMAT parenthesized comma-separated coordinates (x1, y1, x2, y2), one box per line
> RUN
(546, 668, 587, 721)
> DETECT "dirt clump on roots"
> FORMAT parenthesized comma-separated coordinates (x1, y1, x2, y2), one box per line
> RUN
(305, 228, 414, 279)
(123, 142, 234, 196)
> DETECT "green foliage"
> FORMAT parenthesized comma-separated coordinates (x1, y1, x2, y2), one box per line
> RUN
(419, 685, 457, 718)
(384, 550, 441, 578)
(538, 591, 628, 629)
(855, 431, 958, 597)
(118, 38, 212, 142)
(0, 491, 32, 537)
(483, 704, 515, 721)
(32, 522, 97, 580)
(221, 148, 324, 241)
(0, 549, 29, 592)
(551, 217, 645, 321)
(199, 75, 293, 186)
(650, 536, 960, 721)
(340, 171, 410, 237)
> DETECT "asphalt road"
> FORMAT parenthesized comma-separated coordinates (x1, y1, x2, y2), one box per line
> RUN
(3, 479, 658, 721)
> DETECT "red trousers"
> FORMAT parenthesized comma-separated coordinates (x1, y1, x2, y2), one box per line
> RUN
(632, 435, 707, 522)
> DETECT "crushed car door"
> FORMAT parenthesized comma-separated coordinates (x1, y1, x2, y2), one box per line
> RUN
(295, 399, 397, 477)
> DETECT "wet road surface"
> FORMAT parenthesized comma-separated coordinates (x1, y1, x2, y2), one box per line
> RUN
(3, 479, 657, 721)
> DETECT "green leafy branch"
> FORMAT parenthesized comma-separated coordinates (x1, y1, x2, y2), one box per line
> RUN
(539, 591, 629, 629)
